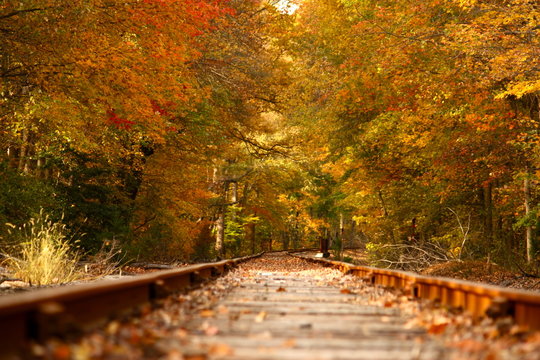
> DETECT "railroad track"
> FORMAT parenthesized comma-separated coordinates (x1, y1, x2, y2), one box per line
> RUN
(0, 251, 539, 359)
(291, 252, 540, 330)
(0, 254, 261, 359)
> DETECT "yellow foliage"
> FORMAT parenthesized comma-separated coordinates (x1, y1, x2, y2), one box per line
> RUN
(496, 80, 540, 99)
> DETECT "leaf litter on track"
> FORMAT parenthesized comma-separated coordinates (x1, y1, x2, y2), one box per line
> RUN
(34, 253, 540, 360)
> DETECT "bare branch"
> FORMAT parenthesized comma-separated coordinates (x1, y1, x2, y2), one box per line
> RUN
(0, 8, 52, 20)
(447, 207, 471, 260)
(228, 128, 292, 158)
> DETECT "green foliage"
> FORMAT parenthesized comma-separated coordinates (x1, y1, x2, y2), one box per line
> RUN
(0, 150, 136, 255)
(0, 164, 64, 246)
(283, 0, 540, 267)
(224, 205, 260, 257)
(365, 242, 386, 265)
(331, 236, 343, 260)
(124, 222, 175, 262)
(514, 209, 539, 230)
(3, 0, 540, 269)
(0, 163, 60, 224)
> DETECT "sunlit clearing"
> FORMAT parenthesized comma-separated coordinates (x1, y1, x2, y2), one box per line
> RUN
(274, 0, 299, 14)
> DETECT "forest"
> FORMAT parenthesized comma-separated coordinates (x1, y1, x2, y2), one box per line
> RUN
(1, 0, 539, 274)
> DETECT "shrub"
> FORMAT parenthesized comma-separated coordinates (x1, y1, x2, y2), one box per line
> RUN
(2, 210, 82, 285)
(0, 163, 62, 241)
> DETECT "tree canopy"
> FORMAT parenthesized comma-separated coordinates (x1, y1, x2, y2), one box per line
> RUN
(1, 0, 540, 268)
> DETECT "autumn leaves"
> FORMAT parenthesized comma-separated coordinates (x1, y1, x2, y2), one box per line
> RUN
(286, 0, 540, 266)
(2, 0, 540, 265)
(0, 1, 293, 258)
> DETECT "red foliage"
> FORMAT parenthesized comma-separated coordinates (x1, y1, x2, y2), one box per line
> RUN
(150, 100, 171, 117)
(106, 109, 136, 130)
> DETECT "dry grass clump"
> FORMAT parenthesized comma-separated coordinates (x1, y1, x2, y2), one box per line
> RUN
(2, 210, 82, 285)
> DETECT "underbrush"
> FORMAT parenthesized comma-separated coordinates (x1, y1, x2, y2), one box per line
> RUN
(363, 240, 540, 289)
(422, 260, 511, 280)
(365, 241, 453, 272)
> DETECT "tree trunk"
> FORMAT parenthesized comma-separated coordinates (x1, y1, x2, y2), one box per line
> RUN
(36, 157, 44, 178)
(230, 181, 238, 252)
(212, 166, 227, 258)
(324, 227, 329, 249)
(215, 209, 225, 258)
(524, 175, 533, 263)
(231, 181, 238, 203)
(483, 182, 493, 249)
(339, 213, 345, 259)
(6, 146, 16, 168)
(282, 230, 289, 250)
(18, 127, 29, 173)
(350, 220, 357, 247)
(378, 190, 389, 217)
(247, 221, 256, 254)
(293, 211, 299, 249)
(212, 167, 219, 187)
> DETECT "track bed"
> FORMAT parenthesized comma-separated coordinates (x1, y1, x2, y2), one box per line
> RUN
(7, 252, 540, 359)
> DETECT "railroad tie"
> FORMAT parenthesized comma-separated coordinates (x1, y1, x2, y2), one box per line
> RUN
(176, 252, 442, 360)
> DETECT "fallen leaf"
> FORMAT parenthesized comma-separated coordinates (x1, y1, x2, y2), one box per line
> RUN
(166, 350, 184, 360)
(204, 325, 219, 336)
(526, 333, 540, 343)
(200, 309, 215, 318)
(217, 305, 229, 314)
(510, 325, 529, 336)
(106, 321, 120, 335)
(158, 309, 172, 325)
(209, 343, 234, 356)
(31, 344, 45, 357)
(184, 354, 207, 360)
(175, 328, 189, 338)
(282, 338, 297, 348)
(404, 318, 423, 329)
(487, 328, 500, 339)
(255, 311, 267, 323)
(52, 345, 71, 360)
(276, 287, 287, 292)
(340, 288, 352, 294)
(428, 322, 448, 335)
(451, 339, 487, 352)
(251, 331, 273, 339)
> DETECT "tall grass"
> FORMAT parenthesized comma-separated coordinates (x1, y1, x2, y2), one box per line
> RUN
(3, 210, 82, 285)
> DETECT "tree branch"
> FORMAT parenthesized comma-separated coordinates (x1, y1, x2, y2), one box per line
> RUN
(228, 128, 292, 158)
(0, 8, 52, 20)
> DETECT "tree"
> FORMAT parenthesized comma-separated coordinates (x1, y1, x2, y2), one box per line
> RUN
(284, 0, 537, 267)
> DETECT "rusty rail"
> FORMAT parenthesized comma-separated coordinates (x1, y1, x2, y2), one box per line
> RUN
(291, 253, 540, 331)
(3, 250, 540, 357)
(0, 253, 262, 357)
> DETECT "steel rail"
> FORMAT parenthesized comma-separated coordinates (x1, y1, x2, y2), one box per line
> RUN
(291, 253, 540, 331)
(0, 253, 262, 358)
(4, 249, 539, 357)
